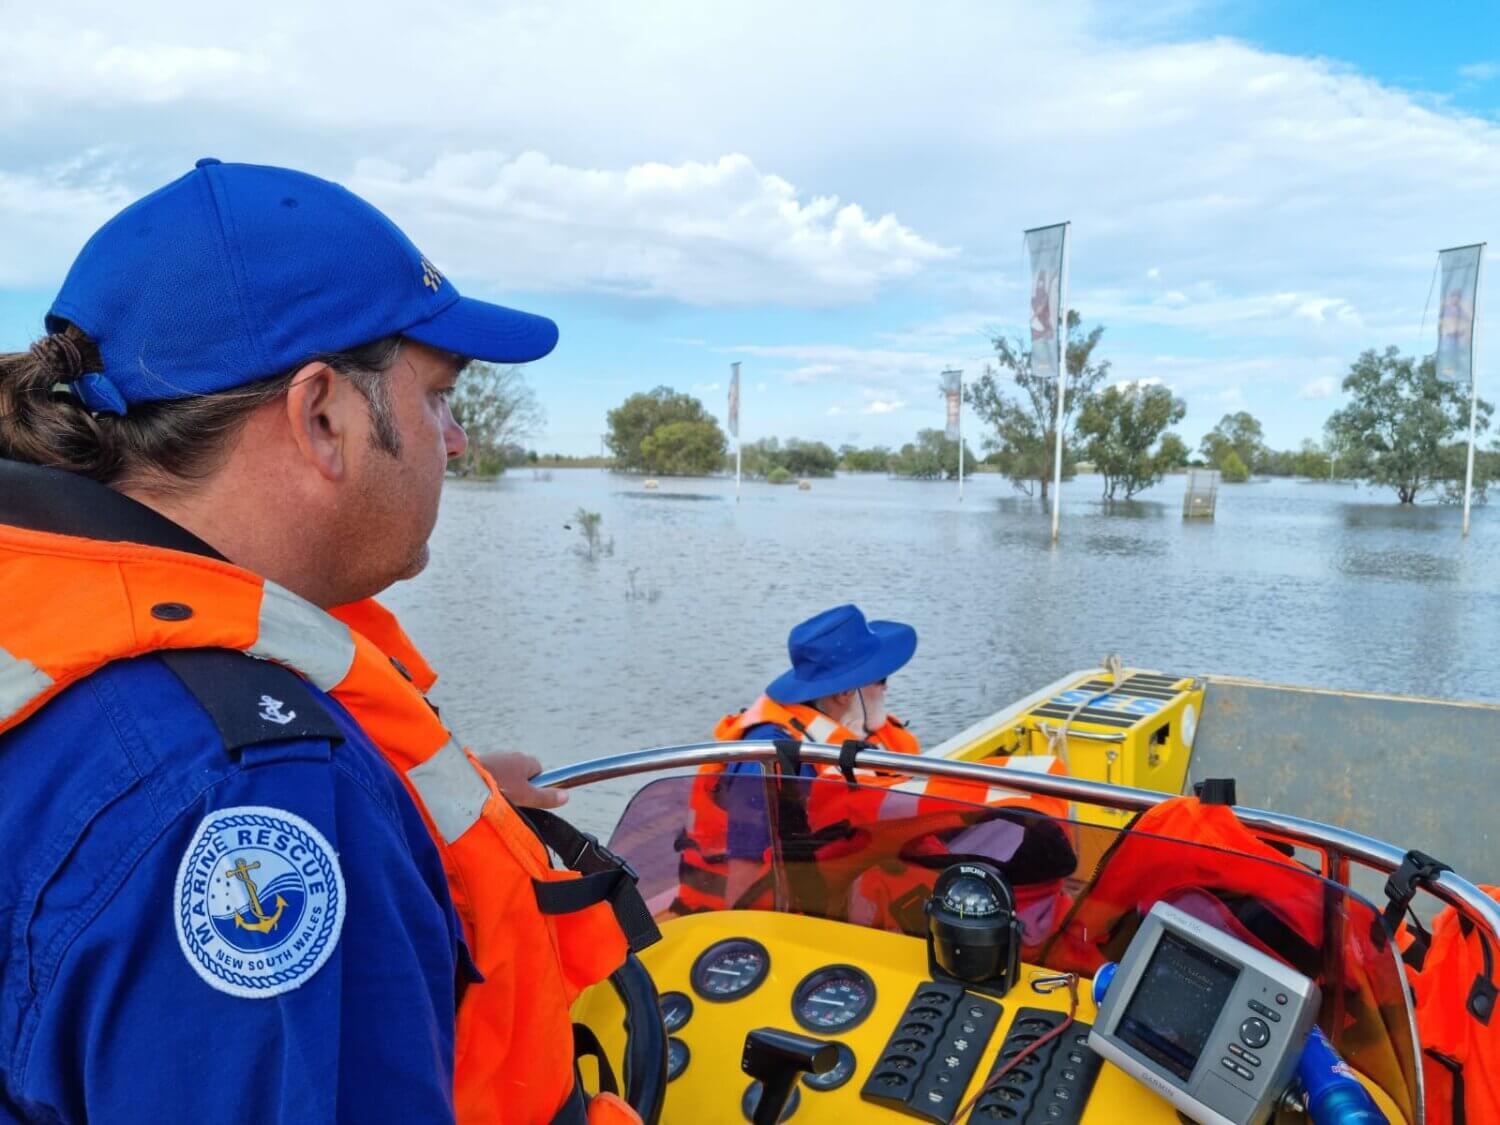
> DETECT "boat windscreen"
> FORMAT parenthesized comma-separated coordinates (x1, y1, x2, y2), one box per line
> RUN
(607, 773, 1418, 1118)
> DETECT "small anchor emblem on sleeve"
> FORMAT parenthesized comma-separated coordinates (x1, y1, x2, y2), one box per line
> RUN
(258, 695, 296, 725)
(225, 859, 286, 934)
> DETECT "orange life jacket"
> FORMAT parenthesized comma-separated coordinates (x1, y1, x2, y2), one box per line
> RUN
(1408, 884, 1500, 1125)
(0, 523, 635, 1125)
(1045, 796, 1325, 979)
(677, 696, 1071, 917)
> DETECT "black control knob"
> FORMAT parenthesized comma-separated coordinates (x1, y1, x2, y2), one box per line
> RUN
(1239, 1017, 1271, 1049)
(741, 1028, 838, 1125)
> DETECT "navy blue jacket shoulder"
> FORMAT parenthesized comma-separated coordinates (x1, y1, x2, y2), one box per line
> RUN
(0, 463, 462, 1123)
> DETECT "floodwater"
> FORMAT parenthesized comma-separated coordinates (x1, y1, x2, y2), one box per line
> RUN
(380, 469, 1497, 834)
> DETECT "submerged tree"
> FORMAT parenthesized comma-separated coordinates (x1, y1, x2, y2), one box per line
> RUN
(964, 311, 1110, 502)
(637, 419, 727, 476)
(448, 363, 545, 477)
(1324, 348, 1492, 503)
(889, 428, 975, 480)
(606, 387, 726, 475)
(1199, 411, 1267, 475)
(1075, 383, 1187, 499)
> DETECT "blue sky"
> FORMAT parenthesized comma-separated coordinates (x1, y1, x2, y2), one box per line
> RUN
(3, 1, 1498, 455)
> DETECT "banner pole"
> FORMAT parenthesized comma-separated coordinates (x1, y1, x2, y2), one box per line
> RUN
(1463, 245, 1484, 537)
(958, 370, 965, 502)
(1050, 223, 1070, 543)
(731, 361, 742, 503)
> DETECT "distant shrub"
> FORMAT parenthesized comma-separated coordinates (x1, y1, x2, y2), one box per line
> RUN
(1220, 450, 1249, 483)
(767, 466, 792, 484)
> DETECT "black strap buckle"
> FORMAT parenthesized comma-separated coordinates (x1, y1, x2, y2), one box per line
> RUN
(1385, 849, 1452, 911)
(1192, 777, 1237, 806)
(519, 807, 661, 952)
(1375, 848, 1452, 948)
(567, 827, 640, 886)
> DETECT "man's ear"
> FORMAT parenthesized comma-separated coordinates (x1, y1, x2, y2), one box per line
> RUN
(284, 361, 355, 481)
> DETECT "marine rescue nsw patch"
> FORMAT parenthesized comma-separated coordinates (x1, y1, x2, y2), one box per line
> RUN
(174, 805, 345, 998)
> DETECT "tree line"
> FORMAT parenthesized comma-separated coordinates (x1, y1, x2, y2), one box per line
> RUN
(456, 328, 1496, 506)
(963, 316, 1494, 504)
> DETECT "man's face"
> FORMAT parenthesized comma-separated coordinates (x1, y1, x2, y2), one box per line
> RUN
(340, 342, 467, 596)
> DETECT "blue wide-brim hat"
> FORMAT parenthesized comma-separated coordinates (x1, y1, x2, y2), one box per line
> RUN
(766, 604, 917, 705)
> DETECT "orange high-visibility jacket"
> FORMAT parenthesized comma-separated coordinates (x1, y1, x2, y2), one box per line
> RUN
(0, 522, 632, 1124)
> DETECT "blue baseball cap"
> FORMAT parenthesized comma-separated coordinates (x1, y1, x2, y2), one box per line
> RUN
(47, 158, 558, 415)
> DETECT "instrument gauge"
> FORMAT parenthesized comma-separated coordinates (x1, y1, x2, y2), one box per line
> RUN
(666, 1037, 690, 1082)
(658, 990, 693, 1033)
(792, 965, 877, 1033)
(801, 1041, 857, 1092)
(691, 938, 771, 1001)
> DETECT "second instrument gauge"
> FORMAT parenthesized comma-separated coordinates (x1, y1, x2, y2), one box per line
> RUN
(791, 964, 877, 1032)
(691, 938, 771, 1001)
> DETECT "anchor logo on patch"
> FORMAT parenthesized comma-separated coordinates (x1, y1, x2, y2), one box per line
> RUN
(258, 695, 295, 725)
(175, 806, 346, 999)
(224, 858, 287, 934)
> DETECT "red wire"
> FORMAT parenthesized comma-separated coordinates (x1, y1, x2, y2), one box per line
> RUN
(948, 974, 1080, 1124)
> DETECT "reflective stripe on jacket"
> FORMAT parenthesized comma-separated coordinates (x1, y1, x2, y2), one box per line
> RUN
(0, 522, 629, 1124)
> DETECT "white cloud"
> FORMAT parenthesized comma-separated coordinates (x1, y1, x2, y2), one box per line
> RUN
(0, 157, 136, 287)
(348, 152, 951, 307)
(825, 405, 843, 416)
(728, 343, 960, 391)
(862, 399, 905, 415)
(1110, 377, 1165, 392)
(1298, 375, 1338, 399)
(6, 0, 1500, 445)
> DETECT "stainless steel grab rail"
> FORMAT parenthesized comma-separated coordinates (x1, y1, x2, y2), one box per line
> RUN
(535, 740, 1500, 946)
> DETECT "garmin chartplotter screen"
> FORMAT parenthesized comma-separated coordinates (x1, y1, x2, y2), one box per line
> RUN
(1116, 931, 1240, 1082)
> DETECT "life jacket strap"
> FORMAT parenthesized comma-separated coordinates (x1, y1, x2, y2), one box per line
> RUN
(520, 808, 663, 954)
(772, 738, 804, 776)
(837, 738, 874, 785)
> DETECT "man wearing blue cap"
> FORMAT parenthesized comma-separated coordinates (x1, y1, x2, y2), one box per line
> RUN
(675, 605, 923, 913)
(0, 162, 643, 1123)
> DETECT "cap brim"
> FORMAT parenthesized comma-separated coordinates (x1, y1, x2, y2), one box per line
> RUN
(404, 294, 559, 364)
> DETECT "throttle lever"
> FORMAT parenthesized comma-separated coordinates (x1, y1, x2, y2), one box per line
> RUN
(741, 1027, 837, 1125)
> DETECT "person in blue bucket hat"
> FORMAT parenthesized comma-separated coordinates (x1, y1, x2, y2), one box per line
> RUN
(673, 605, 924, 913)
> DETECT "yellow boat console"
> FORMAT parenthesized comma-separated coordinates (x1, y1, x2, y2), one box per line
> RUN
(572, 910, 1405, 1123)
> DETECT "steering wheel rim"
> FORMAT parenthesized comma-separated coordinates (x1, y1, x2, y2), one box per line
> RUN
(608, 952, 668, 1124)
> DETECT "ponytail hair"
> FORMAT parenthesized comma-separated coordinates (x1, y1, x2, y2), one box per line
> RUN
(0, 323, 120, 479)
(0, 321, 406, 490)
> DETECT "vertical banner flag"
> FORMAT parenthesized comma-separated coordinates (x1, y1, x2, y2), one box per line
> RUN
(1026, 224, 1067, 385)
(728, 362, 741, 437)
(942, 369, 962, 439)
(1436, 245, 1482, 384)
